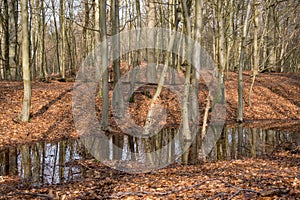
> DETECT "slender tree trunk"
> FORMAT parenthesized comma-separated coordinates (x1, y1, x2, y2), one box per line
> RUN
(225, 0, 234, 77)
(9, 0, 18, 80)
(237, 0, 251, 122)
(100, 0, 109, 131)
(181, 0, 192, 165)
(249, 0, 259, 105)
(83, 0, 89, 58)
(111, 0, 124, 118)
(37, 0, 46, 80)
(94, 0, 100, 45)
(67, 0, 76, 76)
(111, 0, 121, 85)
(146, 0, 156, 82)
(20, 0, 31, 122)
(21, 145, 32, 179)
(51, 0, 60, 75)
(3, 0, 9, 80)
(59, 0, 66, 80)
(95, 0, 103, 97)
(29, 0, 36, 80)
(128, 0, 141, 103)
(217, 0, 226, 104)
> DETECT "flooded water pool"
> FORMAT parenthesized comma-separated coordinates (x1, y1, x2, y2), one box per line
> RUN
(0, 126, 299, 185)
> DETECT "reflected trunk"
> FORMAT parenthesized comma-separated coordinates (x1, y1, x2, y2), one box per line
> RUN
(21, 144, 32, 179)
(237, 124, 243, 158)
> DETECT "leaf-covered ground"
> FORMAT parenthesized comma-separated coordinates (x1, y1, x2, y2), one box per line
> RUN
(0, 71, 299, 199)
(0, 71, 299, 149)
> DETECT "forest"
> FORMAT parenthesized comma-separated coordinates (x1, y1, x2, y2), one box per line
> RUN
(0, 0, 299, 199)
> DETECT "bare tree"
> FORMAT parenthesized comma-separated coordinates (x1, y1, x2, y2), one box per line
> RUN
(2, 0, 9, 80)
(59, 0, 66, 80)
(249, 0, 259, 105)
(20, 0, 32, 122)
(9, 0, 18, 80)
(100, 0, 109, 131)
(146, 0, 157, 82)
(37, 0, 46, 80)
(237, 0, 252, 122)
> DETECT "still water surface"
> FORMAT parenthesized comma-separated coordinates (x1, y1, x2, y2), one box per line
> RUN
(0, 126, 299, 186)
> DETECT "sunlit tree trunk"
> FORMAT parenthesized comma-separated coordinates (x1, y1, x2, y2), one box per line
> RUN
(29, 0, 36, 80)
(217, 0, 226, 103)
(128, 0, 141, 103)
(51, 0, 60, 75)
(111, 0, 124, 118)
(95, 0, 102, 97)
(110, 0, 121, 85)
(249, 0, 259, 105)
(9, 0, 18, 80)
(181, 0, 192, 165)
(66, 1, 76, 77)
(59, 0, 66, 80)
(90, 0, 96, 51)
(20, 0, 31, 122)
(237, 0, 251, 122)
(100, 0, 109, 131)
(146, 0, 156, 82)
(225, 0, 234, 76)
(37, 0, 46, 80)
(260, 3, 270, 71)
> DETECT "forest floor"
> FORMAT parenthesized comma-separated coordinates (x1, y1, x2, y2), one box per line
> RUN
(0, 71, 299, 199)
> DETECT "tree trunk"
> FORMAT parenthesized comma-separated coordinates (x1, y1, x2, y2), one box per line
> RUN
(181, 0, 192, 165)
(21, 145, 32, 179)
(128, 0, 142, 103)
(29, 0, 36, 80)
(83, 0, 89, 58)
(59, 0, 66, 80)
(20, 0, 31, 122)
(249, 0, 259, 105)
(9, 0, 18, 80)
(146, 0, 156, 82)
(37, 0, 46, 80)
(237, 0, 251, 122)
(3, 0, 9, 80)
(111, 0, 124, 118)
(51, 0, 60, 75)
(100, 0, 109, 131)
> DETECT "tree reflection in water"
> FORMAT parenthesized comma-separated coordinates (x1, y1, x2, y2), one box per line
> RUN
(0, 127, 298, 185)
